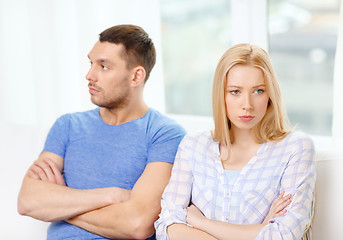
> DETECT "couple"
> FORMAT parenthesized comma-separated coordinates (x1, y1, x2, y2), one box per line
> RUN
(18, 24, 315, 240)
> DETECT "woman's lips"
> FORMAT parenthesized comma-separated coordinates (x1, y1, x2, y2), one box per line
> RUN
(239, 115, 255, 122)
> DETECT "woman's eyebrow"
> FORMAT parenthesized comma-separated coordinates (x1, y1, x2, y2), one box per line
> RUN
(227, 84, 266, 88)
(253, 84, 266, 88)
(227, 85, 242, 88)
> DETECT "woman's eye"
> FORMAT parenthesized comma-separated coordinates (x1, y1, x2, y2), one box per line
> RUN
(102, 65, 108, 70)
(230, 90, 240, 95)
(255, 89, 264, 94)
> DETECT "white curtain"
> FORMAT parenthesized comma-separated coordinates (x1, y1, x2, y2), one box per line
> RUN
(0, 0, 164, 127)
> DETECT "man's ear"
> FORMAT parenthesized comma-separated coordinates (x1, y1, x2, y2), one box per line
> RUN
(131, 66, 146, 87)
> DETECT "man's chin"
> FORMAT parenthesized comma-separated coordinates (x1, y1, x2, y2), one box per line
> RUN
(90, 97, 102, 107)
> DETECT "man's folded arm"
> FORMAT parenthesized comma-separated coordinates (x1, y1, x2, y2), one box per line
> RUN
(17, 152, 123, 222)
(67, 161, 173, 240)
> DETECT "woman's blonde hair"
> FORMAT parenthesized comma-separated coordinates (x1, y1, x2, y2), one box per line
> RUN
(212, 43, 291, 147)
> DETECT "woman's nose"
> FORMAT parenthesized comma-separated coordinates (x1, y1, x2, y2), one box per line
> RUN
(242, 94, 253, 110)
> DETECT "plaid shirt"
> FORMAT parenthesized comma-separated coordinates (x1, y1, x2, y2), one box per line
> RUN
(155, 131, 316, 240)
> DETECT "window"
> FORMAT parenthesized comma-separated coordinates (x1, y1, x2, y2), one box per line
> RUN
(160, 0, 232, 116)
(269, 0, 340, 135)
(160, 0, 341, 137)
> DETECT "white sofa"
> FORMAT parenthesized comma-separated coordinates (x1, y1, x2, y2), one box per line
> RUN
(2, 117, 343, 239)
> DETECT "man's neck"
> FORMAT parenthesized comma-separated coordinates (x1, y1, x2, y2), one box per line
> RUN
(99, 102, 149, 126)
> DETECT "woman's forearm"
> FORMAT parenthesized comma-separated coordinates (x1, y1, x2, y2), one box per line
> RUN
(196, 218, 266, 240)
(167, 223, 217, 240)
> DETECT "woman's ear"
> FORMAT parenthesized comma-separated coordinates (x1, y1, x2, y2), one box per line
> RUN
(131, 66, 146, 87)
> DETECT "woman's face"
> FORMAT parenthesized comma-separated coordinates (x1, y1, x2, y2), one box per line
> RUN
(225, 64, 270, 133)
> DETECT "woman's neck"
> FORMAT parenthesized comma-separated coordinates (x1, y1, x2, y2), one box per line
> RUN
(220, 127, 262, 170)
(230, 126, 256, 147)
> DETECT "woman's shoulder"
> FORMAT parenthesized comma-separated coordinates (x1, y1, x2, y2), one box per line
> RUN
(277, 131, 315, 150)
(181, 130, 215, 146)
(184, 130, 213, 140)
(286, 131, 313, 142)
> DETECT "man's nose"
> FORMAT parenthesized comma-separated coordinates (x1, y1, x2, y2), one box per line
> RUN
(86, 66, 97, 82)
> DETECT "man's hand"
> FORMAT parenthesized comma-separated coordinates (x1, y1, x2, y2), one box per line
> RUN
(262, 192, 291, 224)
(64, 162, 173, 239)
(18, 152, 130, 222)
(27, 158, 66, 186)
(27, 158, 131, 204)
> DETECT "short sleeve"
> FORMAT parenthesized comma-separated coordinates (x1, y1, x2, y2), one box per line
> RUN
(42, 114, 70, 158)
(256, 133, 316, 239)
(146, 121, 186, 164)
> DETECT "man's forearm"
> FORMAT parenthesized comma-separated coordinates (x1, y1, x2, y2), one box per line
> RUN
(66, 162, 174, 239)
(67, 198, 157, 240)
(17, 175, 116, 222)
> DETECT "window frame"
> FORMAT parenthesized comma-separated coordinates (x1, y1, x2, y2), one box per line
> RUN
(161, 0, 343, 152)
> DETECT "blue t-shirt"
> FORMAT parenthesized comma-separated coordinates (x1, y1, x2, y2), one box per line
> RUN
(43, 108, 186, 240)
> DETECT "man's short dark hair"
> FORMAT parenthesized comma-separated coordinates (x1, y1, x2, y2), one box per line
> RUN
(99, 24, 156, 83)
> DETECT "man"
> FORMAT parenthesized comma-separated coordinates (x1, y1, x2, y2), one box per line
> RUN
(17, 24, 186, 240)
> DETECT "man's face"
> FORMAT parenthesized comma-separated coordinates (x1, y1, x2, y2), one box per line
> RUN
(86, 41, 132, 109)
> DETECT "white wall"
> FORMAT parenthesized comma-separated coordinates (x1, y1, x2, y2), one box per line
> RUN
(2, 0, 343, 238)
(0, 0, 165, 128)
(0, 0, 163, 238)
(332, 0, 343, 148)
(1, 123, 50, 238)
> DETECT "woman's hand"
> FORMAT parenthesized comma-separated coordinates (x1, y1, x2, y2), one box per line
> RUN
(186, 204, 207, 229)
(263, 191, 292, 224)
(187, 191, 291, 229)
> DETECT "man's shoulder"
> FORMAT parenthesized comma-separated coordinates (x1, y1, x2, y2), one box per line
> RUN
(58, 108, 98, 122)
(50, 108, 99, 132)
(142, 109, 186, 147)
(146, 108, 173, 123)
(145, 109, 186, 133)
(69, 108, 98, 118)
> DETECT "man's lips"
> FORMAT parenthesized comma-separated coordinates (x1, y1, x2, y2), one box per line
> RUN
(239, 115, 255, 122)
(89, 87, 100, 94)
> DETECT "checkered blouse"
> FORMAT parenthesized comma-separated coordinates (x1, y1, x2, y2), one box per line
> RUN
(155, 130, 316, 239)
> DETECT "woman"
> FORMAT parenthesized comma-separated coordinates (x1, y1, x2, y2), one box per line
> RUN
(155, 44, 316, 239)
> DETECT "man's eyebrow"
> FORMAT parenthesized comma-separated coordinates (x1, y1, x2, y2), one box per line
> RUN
(87, 55, 112, 64)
